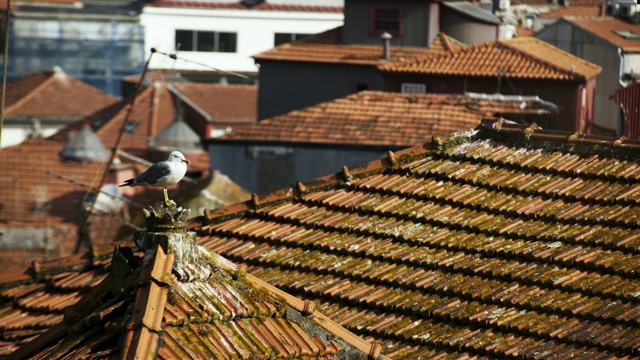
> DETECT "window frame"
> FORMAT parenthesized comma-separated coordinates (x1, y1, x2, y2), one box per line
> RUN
(369, 5, 403, 37)
(175, 29, 238, 53)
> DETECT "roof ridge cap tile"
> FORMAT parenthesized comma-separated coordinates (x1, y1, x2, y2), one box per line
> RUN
(245, 272, 389, 360)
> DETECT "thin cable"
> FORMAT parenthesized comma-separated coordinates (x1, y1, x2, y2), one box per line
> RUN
(0, 0, 12, 152)
(154, 50, 251, 80)
(74, 48, 156, 254)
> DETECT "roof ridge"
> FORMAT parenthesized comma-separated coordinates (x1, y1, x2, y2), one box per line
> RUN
(4, 71, 57, 114)
(497, 38, 600, 79)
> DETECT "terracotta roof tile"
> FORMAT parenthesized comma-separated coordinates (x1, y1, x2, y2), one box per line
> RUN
(566, 16, 640, 52)
(428, 32, 466, 53)
(3, 69, 117, 120)
(147, 0, 343, 12)
(539, 5, 604, 17)
(5, 207, 380, 360)
(5, 120, 640, 358)
(170, 82, 257, 123)
(195, 119, 640, 358)
(380, 37, 602, 80)
(254, 26, 434, 66)
(216, 91, 556, 147)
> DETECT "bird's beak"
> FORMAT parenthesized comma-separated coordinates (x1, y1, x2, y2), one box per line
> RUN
(183, 159, 190, 164)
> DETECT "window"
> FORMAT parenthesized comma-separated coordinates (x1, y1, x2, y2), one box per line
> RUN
(401, 83, 426, 94)
(175, 30, 237, 52)
(370, 5, 403, 36)
(274, 33, 311, 46)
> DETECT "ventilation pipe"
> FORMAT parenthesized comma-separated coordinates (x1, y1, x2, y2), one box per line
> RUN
(381, 32, 392, 61)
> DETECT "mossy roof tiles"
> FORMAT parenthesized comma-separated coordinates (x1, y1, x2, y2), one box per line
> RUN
(3, 120, 640, 358)
(197, 119, 640, 358)
(4, 221, 380, 360)
(379, 37, 602, 80)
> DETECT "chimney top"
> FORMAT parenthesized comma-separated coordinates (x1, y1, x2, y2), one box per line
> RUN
(381, 32, 393, 61)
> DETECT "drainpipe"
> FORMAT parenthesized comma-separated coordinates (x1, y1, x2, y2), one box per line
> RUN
(381, 32, 392, 61)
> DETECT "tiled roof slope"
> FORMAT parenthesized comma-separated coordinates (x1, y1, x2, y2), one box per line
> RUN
(170, 82, 257, 122)
(539, 5, 603, 18)
(3, 68, 117, 120)
(147, 0, 343, 12)
(428, 32, 466, 53)
(254, 26, 434, 66)
(215, 91, 555, 147)
(567, 16, 640, 52)
(195, 119, 640, 359)
(6, 206, 382, 360)
(0, 82, 209, 226)
(379, 37, 602, 80)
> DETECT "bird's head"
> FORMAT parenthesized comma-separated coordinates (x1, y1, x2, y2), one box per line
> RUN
(168, 151, 191, 164)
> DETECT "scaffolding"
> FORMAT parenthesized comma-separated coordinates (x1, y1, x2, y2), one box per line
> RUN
(8, 17, 145, 97)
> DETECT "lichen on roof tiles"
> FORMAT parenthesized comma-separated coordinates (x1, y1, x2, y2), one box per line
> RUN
(5, 205, 380, 360)
(196, 119, 640, 358)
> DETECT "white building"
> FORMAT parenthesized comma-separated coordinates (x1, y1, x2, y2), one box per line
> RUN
(140, 0, 344, 74)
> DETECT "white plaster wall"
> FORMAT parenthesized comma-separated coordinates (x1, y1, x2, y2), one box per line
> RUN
(1, 127, 59, 148)
(141, 8, 343, 72)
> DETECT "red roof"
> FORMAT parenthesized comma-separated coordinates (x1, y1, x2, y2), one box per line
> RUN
(217, 91, 556, 147)
(567, 16, 640, 52)
(539, 5, 604, 18)
(170, 82, 257, 123)
(4, 207, 382, 360)
(379, 37, 602, 80)
(3, 69, 117, 120)
(147, 0, 342, 12)
(4, 119, 640, 358)
(254, 26, 435, 66)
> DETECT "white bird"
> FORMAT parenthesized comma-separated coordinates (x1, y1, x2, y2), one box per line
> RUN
(119, 151, 191, 207)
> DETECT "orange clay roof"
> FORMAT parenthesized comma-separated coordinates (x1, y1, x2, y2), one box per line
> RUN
(215, 91, 555, 147)
(567, 16, 640, 52)
(379, 37, 602, 80)
(3, 69, 117, 120)
(3, 120, 640, 358)
(427, 32, 466, 53)
(539, 5, 604, 17)
(4, 209, 382, 360)
(254, 26, 435, 66)
(147, 0, 342, 12)
(170, 82, 257, 123)
(0, 81, 209, 234)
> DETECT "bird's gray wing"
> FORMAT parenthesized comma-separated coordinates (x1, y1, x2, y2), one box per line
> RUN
(135, 162, 171, 185)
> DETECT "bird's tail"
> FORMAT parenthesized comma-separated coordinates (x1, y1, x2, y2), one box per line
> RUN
(119, 179, 135, 187)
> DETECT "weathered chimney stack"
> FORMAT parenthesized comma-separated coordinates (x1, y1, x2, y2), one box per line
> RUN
(381, 32, 392, 61)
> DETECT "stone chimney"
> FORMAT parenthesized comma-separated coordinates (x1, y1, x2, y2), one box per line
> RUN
(134, 203, 197, 279)
(381, 32, 392, 61)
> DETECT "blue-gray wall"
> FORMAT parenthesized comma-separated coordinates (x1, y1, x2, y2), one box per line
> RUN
(209, 143, 386, 194)
(257, 61, 384, 120)
(536, 20, 622, 135)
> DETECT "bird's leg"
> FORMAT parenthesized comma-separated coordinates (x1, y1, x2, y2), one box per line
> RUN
(163, 187, 176, 207)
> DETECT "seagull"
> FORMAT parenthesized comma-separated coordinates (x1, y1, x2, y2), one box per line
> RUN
(119, 151, 191, 207)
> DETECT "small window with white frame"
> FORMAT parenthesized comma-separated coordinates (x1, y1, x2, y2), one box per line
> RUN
(401, 83, 426, 94)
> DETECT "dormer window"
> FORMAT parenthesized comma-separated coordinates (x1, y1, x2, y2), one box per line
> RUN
(370, 5, 403, 37)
